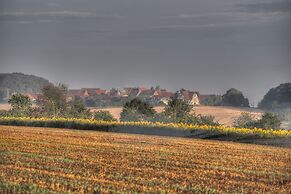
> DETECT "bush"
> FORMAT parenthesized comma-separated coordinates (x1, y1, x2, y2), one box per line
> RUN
(120, 109, 148, 122)
(0, 110, 12, 117)
(94, 110, 117, 121)
(68, 100, 91, 119)
(234, 112, 281, 130)
(184, 114, 220, 126)
(200, 95, 222, 106)
(255, 112, 281, 130)
(8, 93, 32, 117)
(233, 112, 256, 128)
(120, 98, 156, 121)
(147, 112, 174, 123)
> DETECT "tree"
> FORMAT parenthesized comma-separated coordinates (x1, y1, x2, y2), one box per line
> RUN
(234, 112, 281, 130)
(37, 84, 68, 117)
(221, 88, 249, 107)
(120, 98, 156, 121)
(69, 99, 91, 119)
(258, 83, 291, 110)
(8, 93, 32, 117)
(94, 110, 117, 121)
(200, 95, 222, 106)
(164, 92, 193, 122)
(255, 112, 281, 130)
(233, 112, 256, 128)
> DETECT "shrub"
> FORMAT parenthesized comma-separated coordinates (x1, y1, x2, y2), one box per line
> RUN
(147, 112, 174, 123)
(68, 100, 91, 119)
(120, 109, 148, 122)
(0, 110, 12, 117)
(184, 114, 220, 126)
(200, 95, 222, 106)
(94, 110, 117, 121)
(197, 115, 220, 126)
(234, 112, 281, 130)
(255, 112, 281, 130)
(8, 93, 32, 117)
(120, 98, 156, 121)
(233, 112, 256, 128)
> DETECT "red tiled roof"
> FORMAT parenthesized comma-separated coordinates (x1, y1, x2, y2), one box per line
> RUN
(157, 90, 173, 98)
(139, 89, 155, 97)
(81, 88, 107, 96)
(180, 90, 199, 101)
(95, 89, 107, 95)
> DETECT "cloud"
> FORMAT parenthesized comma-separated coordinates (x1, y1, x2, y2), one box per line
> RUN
(0, 11, 122, 22)
(236, 0, 291, 13)
(159, 11, 288, 30)
(162, 1, 291, 27)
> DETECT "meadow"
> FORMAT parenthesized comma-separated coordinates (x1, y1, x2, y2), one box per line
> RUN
(0, 125, 290, 193)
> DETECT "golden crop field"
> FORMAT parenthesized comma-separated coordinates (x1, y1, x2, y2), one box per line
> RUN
(0, 126, 290, 193)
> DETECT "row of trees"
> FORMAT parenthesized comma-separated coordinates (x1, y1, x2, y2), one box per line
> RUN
(1, 84, 282, 129)
(2, 84, 219, 126)
(202, 88, 250, 107)
(120, 93, 219, 126)
(3, 84, 92, 119)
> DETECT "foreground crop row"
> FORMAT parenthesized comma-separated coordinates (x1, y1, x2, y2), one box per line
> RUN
(0, 125, 290, 193)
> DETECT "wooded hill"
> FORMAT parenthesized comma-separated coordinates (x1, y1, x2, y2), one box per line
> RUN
(0, 73, 51, 102)
(259, 83, 291, 110)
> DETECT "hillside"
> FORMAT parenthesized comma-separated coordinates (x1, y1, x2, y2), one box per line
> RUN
(91, 106, 263, 126)
(0, 73, 51, 101)
(0, 125, 289, 193)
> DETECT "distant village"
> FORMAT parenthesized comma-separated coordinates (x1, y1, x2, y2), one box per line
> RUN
(21, 87, 216, 107)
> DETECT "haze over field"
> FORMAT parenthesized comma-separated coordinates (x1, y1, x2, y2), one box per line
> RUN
(1, 0, 291, 104)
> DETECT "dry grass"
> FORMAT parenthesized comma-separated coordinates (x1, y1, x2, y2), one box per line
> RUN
(91, 106, 263, 126)
(0, 104, 11, 111)
(0, 125, 290, 193)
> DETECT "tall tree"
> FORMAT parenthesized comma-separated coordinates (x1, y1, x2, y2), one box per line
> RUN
(164, 92, 193, 122)
(37, 84, 68, 117)
(221, 88, 249, 107)
(8, 93, 32, 116)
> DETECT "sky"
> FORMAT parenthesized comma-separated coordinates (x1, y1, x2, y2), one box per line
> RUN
(0, 0, 290, 105)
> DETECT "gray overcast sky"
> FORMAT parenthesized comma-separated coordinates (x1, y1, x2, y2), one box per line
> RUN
(0, 0, 290, 105)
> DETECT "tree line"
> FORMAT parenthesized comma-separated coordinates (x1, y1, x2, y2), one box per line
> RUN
(0, 83, 282, 129)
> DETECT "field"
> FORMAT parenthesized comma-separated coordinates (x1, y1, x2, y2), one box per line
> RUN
(91, 106, 263, 126)
(0, 126, 290, 193)
(0, 104, 11, 111)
